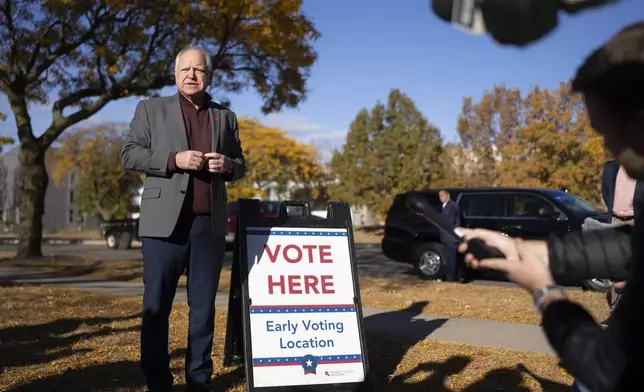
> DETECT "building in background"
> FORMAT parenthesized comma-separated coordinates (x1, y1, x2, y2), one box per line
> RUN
(0, 148, 99, 233)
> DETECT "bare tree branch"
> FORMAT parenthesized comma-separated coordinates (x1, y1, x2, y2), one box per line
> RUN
(25, 9, 115, 84)
(40, 93, 113, 148)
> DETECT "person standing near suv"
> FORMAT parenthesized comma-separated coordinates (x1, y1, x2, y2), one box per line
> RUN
(439, 189, 461, 282)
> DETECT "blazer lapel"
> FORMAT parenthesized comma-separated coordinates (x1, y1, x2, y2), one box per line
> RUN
(209, 105, 221, 153)
(170, 94, 189, 150)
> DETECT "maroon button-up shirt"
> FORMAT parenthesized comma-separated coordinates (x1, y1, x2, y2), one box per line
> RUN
(167, 93, 213, 215)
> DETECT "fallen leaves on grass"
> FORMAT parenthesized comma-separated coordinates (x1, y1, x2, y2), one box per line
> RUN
(352, 227, 383, 244)
(0, 286, 572, 391)
(359, 277, 609, 325)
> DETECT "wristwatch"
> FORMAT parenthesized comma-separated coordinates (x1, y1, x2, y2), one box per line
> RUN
(532, 284, 564, 312)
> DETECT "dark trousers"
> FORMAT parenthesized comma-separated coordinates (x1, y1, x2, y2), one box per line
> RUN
(140, 213, 225, 391)
(441, 234, 460, 282)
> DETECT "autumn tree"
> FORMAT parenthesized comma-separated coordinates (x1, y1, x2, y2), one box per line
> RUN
(330, 89, 445, 218)
(496, 82, 608, 203)
(51, 125, 142, 220)
(226, 118, 324, 201)
(0, 0, 319, 257)
(453, 82, 608, 203)
(455, 85, 522, 186)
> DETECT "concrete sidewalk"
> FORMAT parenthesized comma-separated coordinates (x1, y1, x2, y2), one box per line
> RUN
(0, 266, 554, 355)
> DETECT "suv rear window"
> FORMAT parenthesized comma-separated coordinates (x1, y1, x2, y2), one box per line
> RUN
(511, 194, 558, 218)
(459, 194, 507, 217)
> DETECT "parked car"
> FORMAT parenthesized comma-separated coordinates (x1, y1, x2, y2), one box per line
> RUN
(101, 200, 320, 250)
(100, 218, 139, 250)
(226, 200, 319, 243)
(226, 201, 280, 243)
(382, 187, 609, 287)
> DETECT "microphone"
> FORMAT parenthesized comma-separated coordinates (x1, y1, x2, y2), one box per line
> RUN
(404, 193, 506, 262)
(430, 0, 620, 46)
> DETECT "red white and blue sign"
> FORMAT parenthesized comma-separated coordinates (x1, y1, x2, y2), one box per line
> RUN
(246, 227, 366, 388)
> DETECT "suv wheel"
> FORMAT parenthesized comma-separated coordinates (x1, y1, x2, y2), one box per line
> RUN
(117, 232, 132, 250)
(413, 242, 445, 280)
(106, 233, 119, 249)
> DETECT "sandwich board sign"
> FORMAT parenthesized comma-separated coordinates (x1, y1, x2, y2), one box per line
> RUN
(223, 199, 371, 391)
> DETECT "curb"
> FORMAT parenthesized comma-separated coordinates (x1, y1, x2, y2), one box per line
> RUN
(0, 238, 89, 245)
(354, 243, 380, 249)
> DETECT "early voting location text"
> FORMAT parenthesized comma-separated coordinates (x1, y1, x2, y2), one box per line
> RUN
(247, 226, 365, 387)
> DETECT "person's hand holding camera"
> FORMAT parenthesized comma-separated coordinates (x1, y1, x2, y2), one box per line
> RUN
(457, 228, 555, 293)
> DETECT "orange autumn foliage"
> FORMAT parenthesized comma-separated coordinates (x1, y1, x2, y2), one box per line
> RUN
(226, 118, 324, 201)
(454, 82, 609, 205)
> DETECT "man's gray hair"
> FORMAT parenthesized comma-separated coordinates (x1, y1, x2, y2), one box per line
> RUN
(174, 45, 213, 75)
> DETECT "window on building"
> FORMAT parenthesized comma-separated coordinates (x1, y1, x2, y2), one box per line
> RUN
(68, 209, 74, 224)
(69, 190, 75, 204)
(68, 172, 75, 186)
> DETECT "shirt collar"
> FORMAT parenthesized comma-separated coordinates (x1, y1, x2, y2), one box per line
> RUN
(178, 91, 212, 110)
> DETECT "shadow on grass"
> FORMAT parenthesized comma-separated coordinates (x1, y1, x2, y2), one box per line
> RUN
(0, 256, 145, 283)
(0, 313, 142, 372)
(1, 301, 570, 392)
(365, 301, 568, 391)
(4, 346, 245, 392)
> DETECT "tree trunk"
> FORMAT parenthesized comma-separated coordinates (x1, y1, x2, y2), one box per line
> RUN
(16, 141, 48, 258)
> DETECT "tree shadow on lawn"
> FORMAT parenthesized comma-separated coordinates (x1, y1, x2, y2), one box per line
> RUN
(0, 255, 145, 283)
(4, 346, 246, 392)
(0, 313, 141, 372)
(2, 301, 569, 392)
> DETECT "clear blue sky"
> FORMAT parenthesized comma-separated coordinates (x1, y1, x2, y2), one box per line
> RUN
(1, 0, 643, 160)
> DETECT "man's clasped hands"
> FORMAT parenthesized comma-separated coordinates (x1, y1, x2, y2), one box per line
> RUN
(457, 229, 558, 294)
(175, 150, 231, 174)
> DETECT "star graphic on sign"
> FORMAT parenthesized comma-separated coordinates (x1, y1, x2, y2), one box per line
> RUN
(306, 360, 313, 367)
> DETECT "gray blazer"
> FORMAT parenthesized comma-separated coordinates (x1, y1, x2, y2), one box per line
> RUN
(121, 93, 246, 238)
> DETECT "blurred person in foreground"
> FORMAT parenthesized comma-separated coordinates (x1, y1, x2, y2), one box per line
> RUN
(600, 160, 643, 326)
(458, 21, 644, 392)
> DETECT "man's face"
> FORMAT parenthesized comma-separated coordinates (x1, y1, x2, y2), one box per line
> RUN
(175, 49, 210, 97)
(584, 93, 644, 180)
(439, 191, 449, 203)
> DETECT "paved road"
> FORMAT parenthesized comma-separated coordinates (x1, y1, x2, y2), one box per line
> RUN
(0, 242, 524, 287)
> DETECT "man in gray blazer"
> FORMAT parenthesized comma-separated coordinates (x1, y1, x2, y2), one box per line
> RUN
(121, 45, 245, 392)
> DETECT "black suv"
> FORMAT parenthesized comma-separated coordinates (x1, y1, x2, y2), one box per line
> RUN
(382, 187, 607, 281)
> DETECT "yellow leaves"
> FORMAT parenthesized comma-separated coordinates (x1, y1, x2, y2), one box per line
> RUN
(454, 82, 607, 203)
(51, 125, 141, 219)
(107, 65, 120, 76)
(0, 134, 14, 154)
(227, 118, 323, 202)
